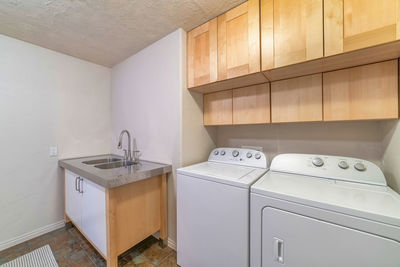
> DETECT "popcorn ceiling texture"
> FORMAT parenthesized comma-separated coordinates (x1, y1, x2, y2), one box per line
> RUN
(0, 0, 245, 66)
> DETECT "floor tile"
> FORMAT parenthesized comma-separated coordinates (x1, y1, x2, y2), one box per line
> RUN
(142, 242, 173, 265)
(0, 226, 176, 267)
(158, 252, 178, 267)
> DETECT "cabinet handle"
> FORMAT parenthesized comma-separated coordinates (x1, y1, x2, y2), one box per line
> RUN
(273, 237, 284, 264)
(75, 177, 79, 192)
(79, 177, 84, 194)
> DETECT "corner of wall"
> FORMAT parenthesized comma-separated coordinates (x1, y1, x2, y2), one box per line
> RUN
(179, 29, 216, 167)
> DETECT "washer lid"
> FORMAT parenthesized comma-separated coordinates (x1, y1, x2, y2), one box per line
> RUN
(251, 171, 400, 226)
(178, 162, 268, 188)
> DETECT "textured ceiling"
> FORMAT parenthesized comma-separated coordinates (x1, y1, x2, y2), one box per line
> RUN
(0, 0, 245, 67)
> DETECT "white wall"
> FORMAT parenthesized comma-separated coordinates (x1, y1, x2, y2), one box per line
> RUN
(0, 34, 112, 249)
(111, 29, 185, 245)
(217, 121, 384, 164)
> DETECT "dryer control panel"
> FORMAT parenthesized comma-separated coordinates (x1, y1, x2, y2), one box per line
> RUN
(270, 154, 387, 186)
(208, 148, 268, 169)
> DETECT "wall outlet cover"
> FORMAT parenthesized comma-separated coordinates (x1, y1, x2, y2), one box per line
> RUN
(49, 146, 58, 157)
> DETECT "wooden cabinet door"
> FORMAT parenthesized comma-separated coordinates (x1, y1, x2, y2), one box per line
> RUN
(204, 91, 232, 125)
(65, 170, 82, 228)
(187, 19, 218, 88)
(82, 178, 107, 257)
(233, 83, 270, 124)
(271, 74, 323, 123)
(261, 0, 323, 70)
(218, 0, 260, 80)
(323, 60, 399, 121)
(324, 0, 400, 56)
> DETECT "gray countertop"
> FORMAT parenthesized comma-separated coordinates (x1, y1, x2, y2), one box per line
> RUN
(59, 154, 172, 189)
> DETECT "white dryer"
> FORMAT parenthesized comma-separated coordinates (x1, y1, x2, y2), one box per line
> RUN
(250, 153, 400, 267)
(177, 148, 269, 267)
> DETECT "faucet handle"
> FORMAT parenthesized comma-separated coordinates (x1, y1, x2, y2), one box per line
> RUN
(133, 150, 141, 164)
(123, 149, 128, 160)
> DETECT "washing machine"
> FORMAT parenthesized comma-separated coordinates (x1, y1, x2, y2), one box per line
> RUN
(250, 153, 400, 267)
(177, 148, 269, 267)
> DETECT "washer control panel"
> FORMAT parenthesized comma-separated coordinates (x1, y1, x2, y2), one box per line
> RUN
(208, 148, 268, 169)
(270, 154, 386, 186)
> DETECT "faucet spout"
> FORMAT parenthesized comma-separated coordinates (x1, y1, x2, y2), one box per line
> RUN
(118, 130, 132, 161)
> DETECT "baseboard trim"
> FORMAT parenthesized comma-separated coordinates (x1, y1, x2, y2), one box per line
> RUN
(152, 232, 176, 251)
(0, 220, 65, 251)
(167, 238, 176, 251)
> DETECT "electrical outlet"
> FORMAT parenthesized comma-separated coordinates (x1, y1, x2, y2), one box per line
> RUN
(49, 146, 58, 157)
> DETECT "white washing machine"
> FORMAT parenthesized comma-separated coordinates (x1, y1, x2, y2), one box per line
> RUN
(250, 153, 400, 267)
(177, 148, 269, 267)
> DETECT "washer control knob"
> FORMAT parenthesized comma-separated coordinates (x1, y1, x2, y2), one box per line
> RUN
(232, 150, 239, 157)
(220, 150, 226, 156)
(255, 153, 261, 160)
(338, 160, 349, 169)
(312, 157, 324, 167)
(246, 152, 252, 158)
(213, 150, 219, 155)
(354, 162, 366, 172)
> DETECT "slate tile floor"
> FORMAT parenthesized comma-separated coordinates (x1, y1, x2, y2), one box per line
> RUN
(0, 225, 177, 267)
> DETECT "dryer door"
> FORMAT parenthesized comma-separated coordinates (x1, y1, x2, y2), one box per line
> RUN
(262, 207, 400, 267)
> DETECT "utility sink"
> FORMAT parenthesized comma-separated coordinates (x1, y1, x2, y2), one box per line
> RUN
(94, 161, 136, 169)
(82, 157, 122, 165)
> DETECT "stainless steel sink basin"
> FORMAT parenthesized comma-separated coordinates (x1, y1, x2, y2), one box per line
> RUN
(94, 161, 136, 169)
(82, 157, 122, 165)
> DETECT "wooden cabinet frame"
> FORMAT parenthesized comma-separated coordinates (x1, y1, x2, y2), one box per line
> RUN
(324, 0, 400, 56)
(217, 0, 260, 79)
(187, 18, 218, 88)
(261, 0, 324, 70)
(64, 171, 168, 267)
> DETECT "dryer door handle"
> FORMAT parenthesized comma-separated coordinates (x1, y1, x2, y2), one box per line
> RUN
(273, 237, 284, 264)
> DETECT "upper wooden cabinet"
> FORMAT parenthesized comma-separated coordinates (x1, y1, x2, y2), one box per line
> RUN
(323, 60, 399, 121)
(187, 18, 218, 88)
(217, 0, 260, 80)
(271, 74, 323, 123)
(261, 0, 324, 70)
(324, 0, 400, 56)
(204, 91, 233, 125)
(233, 83, 270, 124)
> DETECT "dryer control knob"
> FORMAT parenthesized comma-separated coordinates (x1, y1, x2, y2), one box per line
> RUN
(354, 162, 366, 172)
(232, 150, 239, 157)
(246, 152, 252, 158)
(338, 160, 349, 169)
(255, 153, 261, 160)
(220, 150, 226, 156)
(213, 150, 219, 155)
(312, 157, 324, 167)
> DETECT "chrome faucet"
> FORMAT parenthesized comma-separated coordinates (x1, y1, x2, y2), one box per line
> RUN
(117, 130, 132, 162)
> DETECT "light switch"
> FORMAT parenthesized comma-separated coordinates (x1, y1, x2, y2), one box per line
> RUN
(49, 146, 58, 157)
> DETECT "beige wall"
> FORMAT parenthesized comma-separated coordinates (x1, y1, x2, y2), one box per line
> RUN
(0, 34, 112, 249)
(217, 121, 384, 165)
(217, 120, 400, 194)
(381, 120, 400, 193)
(111, 29, 197, 247)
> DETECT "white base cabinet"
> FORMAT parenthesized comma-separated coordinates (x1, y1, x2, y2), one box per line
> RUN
(65, 170, 107, 256)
